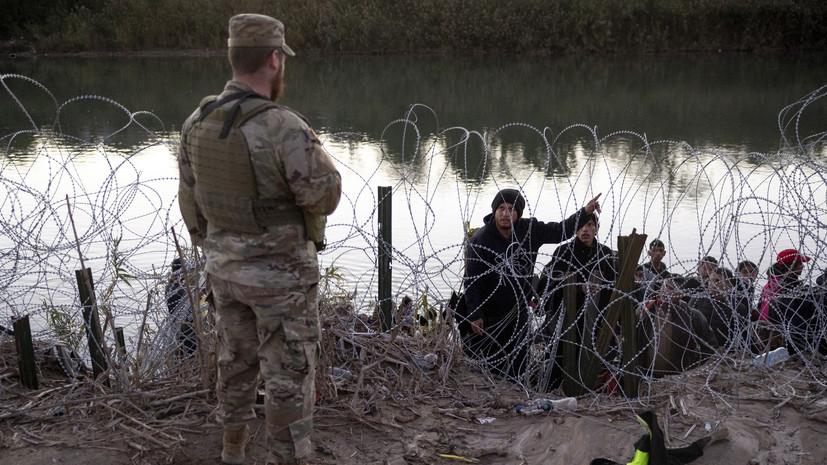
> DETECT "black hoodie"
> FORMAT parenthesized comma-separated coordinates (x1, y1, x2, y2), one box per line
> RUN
(537, 235, 618, 315)
(463, 208, 585, 323)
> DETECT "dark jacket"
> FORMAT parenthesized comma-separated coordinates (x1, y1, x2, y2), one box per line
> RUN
(689, 295, 750, 347)
(734, 278, 757, 321)
(638, 300, 719, 377)
(682, 275, 706, 302)
(165, 274, 196, 356)
(463, 208, 584, 323)
(815, 278, 827, 355)
(769, 274, 817, 352)
(642, 261, 669, 282)
(166, 276, 188, 314)
(537, 237, 618, 316)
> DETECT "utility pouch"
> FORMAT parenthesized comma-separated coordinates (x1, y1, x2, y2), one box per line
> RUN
(303, 210, 327, 251)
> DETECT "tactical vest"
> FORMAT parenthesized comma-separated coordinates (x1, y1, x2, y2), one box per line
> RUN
(185, 91, 304, 236)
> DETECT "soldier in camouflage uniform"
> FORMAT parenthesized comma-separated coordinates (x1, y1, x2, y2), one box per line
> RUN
(178, 13, 341, 465)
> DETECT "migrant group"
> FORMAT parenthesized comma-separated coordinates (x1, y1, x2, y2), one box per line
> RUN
(460, 188, 827, 390)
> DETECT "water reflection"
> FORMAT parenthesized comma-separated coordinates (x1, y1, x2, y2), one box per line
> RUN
(3, 52, 826, 158)
(1, 55, 826, 327)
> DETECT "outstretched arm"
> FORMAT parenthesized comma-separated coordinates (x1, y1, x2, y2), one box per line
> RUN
(535, 192, 603, 244)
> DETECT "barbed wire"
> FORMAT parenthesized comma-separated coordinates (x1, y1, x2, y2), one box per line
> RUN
(1, 74, 826, 425)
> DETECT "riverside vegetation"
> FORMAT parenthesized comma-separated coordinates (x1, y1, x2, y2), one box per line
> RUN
(2, 0, 827, 55)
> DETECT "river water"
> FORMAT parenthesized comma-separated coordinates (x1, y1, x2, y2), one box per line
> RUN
(1, 53, 826, 329)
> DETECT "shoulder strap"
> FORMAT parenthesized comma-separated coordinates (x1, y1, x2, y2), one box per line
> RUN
(197, 91, 248, 121)
(198, 91, 276, 140)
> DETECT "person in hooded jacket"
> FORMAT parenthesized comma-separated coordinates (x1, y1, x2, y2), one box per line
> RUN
(462, 188, 602, 380)
(165, 258, 197, 357)
(764, 249, 818, 354)
(537, 212, 617, 316)
(534, 212, 618, 389)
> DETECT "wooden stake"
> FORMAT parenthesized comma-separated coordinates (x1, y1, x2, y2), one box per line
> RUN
(13, 316, 38, 390)
(66, 195, 128, 387)
(378, 186, 393, 331)
(579, 230, 647, 395)
(561, 273, 580, 396)
(76, 268, 108, 383)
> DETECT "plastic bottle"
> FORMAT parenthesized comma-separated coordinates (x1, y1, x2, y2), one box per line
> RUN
(515, 405, 545, 416)
(516, 397, 577, 415)
(751, 347, 790, 367)
(544, 397, 578, 410)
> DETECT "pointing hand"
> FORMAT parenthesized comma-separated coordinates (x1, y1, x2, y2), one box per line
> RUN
(585, 193, 602, 214)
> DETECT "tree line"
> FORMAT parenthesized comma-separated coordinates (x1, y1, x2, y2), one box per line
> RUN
(2, 0, 826, 55)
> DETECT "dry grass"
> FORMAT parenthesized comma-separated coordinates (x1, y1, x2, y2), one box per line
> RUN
(3, 284, 827, 463)
(0, 293, 524, 462)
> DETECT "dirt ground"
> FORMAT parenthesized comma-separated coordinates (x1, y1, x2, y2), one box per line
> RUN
(3, 315, 827, 465)
(3, 355, 827, 465)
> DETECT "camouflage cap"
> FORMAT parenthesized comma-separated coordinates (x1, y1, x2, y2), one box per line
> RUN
(227, 14, 296, 56)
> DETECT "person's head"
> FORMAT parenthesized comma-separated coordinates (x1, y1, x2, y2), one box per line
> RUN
(737, 260, 758, 284)
(575, 212, 599, 247)
(707, 270, 733, 299)
(634, 265, 645, 284)
(659, 275, 685, 306)
(769, 261, 797, 278)
(227, 14, 296, 101)
(697, 256, 718, 280)
(648, 239, 666, 265)
(171, 258, 183, 272)
(775, 249, 809, 277)
(491, 189, 525, 237)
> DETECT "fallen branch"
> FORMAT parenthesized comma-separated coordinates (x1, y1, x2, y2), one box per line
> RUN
(148, 388, 212, 407)
(118, 422, 173, 449)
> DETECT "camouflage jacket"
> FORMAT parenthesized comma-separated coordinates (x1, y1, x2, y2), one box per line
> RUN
(178, 81, 341, 287)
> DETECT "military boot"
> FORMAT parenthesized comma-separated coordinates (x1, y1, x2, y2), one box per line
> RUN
(221, 425, 250, 464)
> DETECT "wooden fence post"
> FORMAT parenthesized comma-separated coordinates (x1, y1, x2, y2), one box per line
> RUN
(378, 186, 393, 331)
(578, 273, 605, 392)
(115, 327, 127, 360)
(561, 273, 580, 396)
(75, 268, 108, 383)
(620, 282, 641, 397)
(13, 316, 38, 390)
(579, 231, 646, 396)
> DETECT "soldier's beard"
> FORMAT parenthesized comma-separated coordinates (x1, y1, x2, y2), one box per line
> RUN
(271, 69, 285, 102)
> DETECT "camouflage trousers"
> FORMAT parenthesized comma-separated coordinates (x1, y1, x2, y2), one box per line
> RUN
(211, 274, 319, 462)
